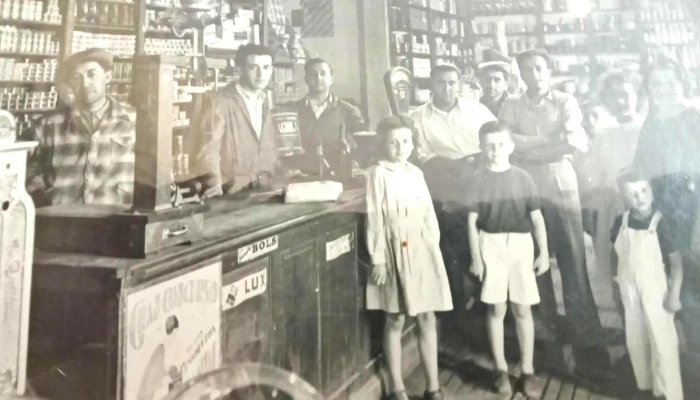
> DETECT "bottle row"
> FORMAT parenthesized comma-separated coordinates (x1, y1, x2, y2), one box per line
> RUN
(0, 0, 61, 24)
(75, 0, 135, 27)
(0, 57, 56, 81)
(0, 27, 59, 54)
(643, 23, 696, 45)
(72, 31, 134, 56)
(639, 4, 689, 23)
(471, 0, 538, 16)
(112, 61, 132, 81)
(0, 87, 57, 111)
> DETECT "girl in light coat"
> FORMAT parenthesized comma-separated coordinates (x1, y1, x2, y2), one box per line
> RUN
(365, 115, 452, 400)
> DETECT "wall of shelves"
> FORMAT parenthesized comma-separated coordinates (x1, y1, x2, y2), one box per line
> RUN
(387, 0, 468, 105)
(467, 0, 700, 94)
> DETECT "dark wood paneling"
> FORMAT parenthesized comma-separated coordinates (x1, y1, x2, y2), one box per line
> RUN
(320, 221, 360, 395)
(271, 237, 321, 388)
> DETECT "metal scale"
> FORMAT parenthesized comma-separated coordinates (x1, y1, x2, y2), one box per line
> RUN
(0, 111, 37, 396)
(33, 3, 235, 259)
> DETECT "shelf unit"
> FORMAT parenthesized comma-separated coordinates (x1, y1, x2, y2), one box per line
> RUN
(0, 0, 63, 138)
(387, 0, 469, 104)
(467, 0, 700, 92)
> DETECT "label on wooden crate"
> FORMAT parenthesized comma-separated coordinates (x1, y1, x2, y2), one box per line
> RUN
(237, 235, 278, 264)
(221, 268, 267, 312)
(124, 261, 222, 400)
(326, 232, 353, 262)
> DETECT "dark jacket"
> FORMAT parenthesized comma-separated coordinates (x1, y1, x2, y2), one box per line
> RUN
(295, 94, 366, 174)
(195, 84, 278, 194)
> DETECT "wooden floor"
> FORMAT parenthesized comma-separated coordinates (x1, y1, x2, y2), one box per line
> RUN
(403, 345, 622, 400)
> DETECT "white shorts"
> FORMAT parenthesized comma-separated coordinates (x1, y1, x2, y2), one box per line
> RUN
(480, 231, 540, 305)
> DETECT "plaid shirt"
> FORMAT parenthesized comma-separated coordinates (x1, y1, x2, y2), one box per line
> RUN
(27, 97, 136, 206)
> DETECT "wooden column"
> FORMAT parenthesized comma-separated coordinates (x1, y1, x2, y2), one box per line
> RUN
(131, 55, 176, 212)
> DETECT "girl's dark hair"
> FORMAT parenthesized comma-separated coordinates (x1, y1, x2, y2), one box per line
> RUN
(375, 114, 417, 144)
(616, 167, 650, 192)
(643, 56, 693, 98)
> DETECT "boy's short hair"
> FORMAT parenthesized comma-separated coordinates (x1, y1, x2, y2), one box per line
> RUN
(376, 114, 417, 145)
(616, 167, 650, 192)
(478, 121, 511, 143)
(235, 44, 274, 67)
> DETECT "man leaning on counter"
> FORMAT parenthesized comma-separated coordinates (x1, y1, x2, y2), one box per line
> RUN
(294, 58, 367, 175)
(195, 43, 279, 199)
(26, 48, 137, 207)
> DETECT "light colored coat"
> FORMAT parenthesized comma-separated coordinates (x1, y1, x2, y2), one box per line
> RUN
(365, 161, 453, 316)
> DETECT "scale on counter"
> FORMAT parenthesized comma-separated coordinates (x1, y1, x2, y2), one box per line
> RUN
(34, 3, 229, 259)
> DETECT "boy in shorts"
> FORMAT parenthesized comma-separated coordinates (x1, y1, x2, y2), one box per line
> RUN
(467, 121, 550, 396)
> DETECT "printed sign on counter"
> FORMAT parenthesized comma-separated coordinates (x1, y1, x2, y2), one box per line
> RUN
(326, 232, 353, 261)
(222, 268, 268, 312)
(124, 261, 222, 400)
(237, 235, 278, 264)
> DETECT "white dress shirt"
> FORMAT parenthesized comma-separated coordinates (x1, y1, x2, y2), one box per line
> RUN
(236, 84, 266, 138)
(410, 96, 496, 163)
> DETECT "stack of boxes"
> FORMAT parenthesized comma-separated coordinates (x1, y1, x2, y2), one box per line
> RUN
(0, 26, 59, 54)
(0, 86, 57, 111)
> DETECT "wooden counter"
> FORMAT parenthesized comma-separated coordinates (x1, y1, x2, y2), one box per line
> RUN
(26, 189, 384, 400)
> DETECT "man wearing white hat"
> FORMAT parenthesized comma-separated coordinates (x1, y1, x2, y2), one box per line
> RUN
(478, 61, 511, 117)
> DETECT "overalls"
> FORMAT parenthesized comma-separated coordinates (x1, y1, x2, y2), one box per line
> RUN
(614, 211, 683, 400)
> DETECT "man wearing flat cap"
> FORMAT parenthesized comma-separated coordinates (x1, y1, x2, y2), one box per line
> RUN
(26, 48, 136, 206)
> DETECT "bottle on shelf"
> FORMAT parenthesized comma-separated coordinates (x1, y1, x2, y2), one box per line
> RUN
(337, 123, 353, 183)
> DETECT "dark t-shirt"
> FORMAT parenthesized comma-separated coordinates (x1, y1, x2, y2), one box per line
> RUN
(610, 211, 678, 261)
(467, 166, 541, 233)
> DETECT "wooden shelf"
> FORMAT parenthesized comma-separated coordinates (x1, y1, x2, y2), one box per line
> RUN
(146, 3, 209, 12)
(544, 30, 587, 35)
(0, 51, 58, 58)
(0, 19, 61, 29)
(406, 4, 461, 20)
(146, 29, 193, 37)
(394, 52, 431, 58)
(74, 23, 135, 34)
(472, 13, 537, 19)
(0, 80, 54, 84)
(10, 108, 56, 113)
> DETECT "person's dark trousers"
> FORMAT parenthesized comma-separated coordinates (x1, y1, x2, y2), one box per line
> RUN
(527, 161, 609, 373)
(680, 255, 700, 398)
(420, 155, 479, 345)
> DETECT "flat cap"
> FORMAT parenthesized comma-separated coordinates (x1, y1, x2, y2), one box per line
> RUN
(58, 48, 114, 83)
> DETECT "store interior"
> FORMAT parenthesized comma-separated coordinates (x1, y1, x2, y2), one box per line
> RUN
(0, 0, 699, 399)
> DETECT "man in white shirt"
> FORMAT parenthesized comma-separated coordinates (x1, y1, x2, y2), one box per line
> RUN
(410, 64, 496, 344)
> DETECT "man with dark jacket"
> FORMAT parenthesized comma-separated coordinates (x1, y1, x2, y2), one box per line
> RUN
(195, 44, 279, 198)
(294, 58, 366, 175)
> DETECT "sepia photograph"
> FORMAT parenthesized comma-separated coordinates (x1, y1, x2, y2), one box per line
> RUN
(0, 0, 699, 399)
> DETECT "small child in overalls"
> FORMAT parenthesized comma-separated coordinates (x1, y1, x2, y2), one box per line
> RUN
(611, 168, 684, 400)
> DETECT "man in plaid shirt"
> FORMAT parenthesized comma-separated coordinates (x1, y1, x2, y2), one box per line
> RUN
(27, 48, 136, 207)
